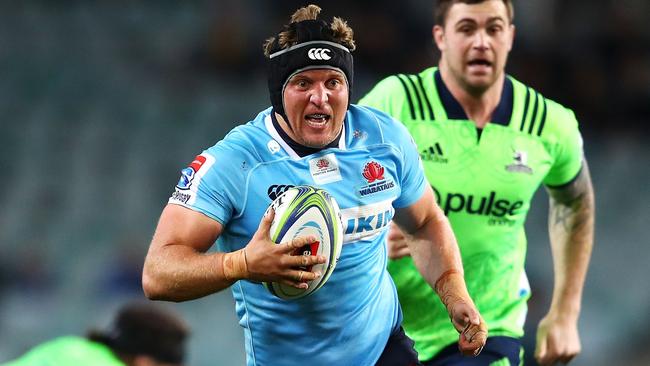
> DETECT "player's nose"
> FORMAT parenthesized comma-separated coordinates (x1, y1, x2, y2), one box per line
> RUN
(309, 84, 329, 105)
(472, 30, 489, 50)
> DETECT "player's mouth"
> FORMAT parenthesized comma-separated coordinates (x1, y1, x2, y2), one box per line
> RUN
(467, 58, 492, 71)
(305, 113, 330, 128)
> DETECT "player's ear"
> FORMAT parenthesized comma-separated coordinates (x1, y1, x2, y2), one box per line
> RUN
(507, 24, 515, 51)
(433, 25, 446, 51)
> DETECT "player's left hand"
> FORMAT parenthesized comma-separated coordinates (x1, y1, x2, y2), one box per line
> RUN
(435, 270, 487, 357)
(535, 312, 581, 365)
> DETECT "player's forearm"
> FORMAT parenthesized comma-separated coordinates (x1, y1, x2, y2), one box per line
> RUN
(548, 202, 593, 317)
(143, 245, 236, 301)
(407, 204, 464, 292)
(547, 162, 595, 318)
(406, 209, 484, 339)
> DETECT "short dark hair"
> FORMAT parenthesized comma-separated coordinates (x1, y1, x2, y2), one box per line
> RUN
(434, 0, 514, 26)
(87, 302, 189, 364)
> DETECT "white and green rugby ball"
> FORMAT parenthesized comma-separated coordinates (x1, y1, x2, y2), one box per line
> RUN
(265, 185, 343, 300)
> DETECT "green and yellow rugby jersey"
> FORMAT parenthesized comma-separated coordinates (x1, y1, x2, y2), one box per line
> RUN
(359, 67, 583, 360)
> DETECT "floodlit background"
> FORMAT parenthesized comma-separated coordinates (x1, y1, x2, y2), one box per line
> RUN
(1, 1, 649, 365)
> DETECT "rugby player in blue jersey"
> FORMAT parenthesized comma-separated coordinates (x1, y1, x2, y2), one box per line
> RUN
(143, 5, 486, 365)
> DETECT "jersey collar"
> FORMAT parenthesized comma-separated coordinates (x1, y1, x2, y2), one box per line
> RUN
(265, 110, 346, 159)
(434, 69, 513, 126)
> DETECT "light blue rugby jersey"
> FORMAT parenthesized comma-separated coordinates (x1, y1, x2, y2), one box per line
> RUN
(169, 105, 427, 366)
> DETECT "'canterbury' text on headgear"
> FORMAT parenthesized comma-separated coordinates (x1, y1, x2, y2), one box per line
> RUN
(267, 20, 354, 120)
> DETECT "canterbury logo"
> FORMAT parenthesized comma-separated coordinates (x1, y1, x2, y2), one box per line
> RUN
(267, 184, 296, 201)
(307, 48, 331, 60)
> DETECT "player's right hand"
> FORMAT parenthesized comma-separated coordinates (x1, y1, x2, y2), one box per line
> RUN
(242, 208, 326, 288)
(387, 223, 411, 259)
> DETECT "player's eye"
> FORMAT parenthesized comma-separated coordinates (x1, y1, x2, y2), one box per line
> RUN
(327, 79, 342, 88)
(488, 25, 502, 34)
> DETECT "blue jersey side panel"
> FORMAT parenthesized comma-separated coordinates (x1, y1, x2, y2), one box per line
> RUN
(168, 105, 428, 366)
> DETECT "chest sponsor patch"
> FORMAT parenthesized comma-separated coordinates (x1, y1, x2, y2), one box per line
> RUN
(339, 198, 395, 243)
(309, 153, 342, 184)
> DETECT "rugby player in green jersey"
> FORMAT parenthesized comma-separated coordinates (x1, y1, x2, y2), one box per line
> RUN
(359, 1, 595, 365)
(2, 302, 189, 366)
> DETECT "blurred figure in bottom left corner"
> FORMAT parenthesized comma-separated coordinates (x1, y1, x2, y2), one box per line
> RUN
(0, 301, 190, 366)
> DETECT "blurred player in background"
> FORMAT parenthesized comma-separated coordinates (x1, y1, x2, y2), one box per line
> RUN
(360, 0, 595, 365)
(1, 301, 189, 366)
(143, 4, 486, 365)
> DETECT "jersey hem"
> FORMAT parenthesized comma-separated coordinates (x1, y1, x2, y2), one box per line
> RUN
(167, 202, 226, 226)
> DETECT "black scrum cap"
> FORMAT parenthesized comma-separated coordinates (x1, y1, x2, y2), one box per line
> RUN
(267, 19, 354, 120)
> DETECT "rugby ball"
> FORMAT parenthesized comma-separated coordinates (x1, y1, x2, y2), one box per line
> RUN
(264, 186, 343, 300)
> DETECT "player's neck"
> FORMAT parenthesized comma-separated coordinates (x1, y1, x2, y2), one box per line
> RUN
(439, 64, 504, 129)
(272, 111, 342, 157)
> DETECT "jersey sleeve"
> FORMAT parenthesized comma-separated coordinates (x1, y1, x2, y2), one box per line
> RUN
(360, 79, 427, 207)
(366, 110, 426, 208)
(358, 75, 404, 115)
(168, 141, 245, 225)
(395, 134, 427, 208)
(542, 104, 584, 187)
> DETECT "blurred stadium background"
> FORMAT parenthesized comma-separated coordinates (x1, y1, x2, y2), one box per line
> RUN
(1, 1, 649, 365)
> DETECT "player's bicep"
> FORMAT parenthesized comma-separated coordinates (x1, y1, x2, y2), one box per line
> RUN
(393, 185, 439, 235)
(545, 158, 593, 206)
(151, 204, 224, 253)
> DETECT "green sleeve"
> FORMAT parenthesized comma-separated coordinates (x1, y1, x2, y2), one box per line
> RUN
(543, 103, 584, 187)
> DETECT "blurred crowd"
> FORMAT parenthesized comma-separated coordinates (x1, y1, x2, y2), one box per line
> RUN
(198, 0, 650, 134)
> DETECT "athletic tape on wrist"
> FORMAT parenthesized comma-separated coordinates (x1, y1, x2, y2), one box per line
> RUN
(434, 269, 470, 314)
(222, 249, 248, 281)
(434, 268, 462, 294)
